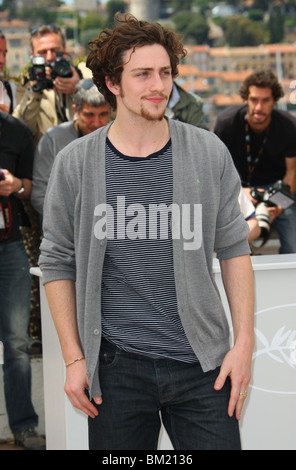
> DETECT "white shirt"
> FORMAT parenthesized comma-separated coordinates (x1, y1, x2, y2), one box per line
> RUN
(238, 188, 256, 221)
(0, 80, 17, 111)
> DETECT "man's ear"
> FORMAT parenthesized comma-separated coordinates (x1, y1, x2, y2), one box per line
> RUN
(72, 104, 79, 118)
(105, 76, 120, 96)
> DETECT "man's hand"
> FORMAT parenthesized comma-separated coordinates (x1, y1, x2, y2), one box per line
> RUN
(0, 103, 9, 114)
(218, 255, 254, 421)
(214, 342, 253, 421)
(64, 359, 102, 419)
(243, 186, 262, 206)
(0, 169, 22, 196)
(268, 205, 283, 223)
(53, 66, 80, 95)
(244, 186, 283, 222)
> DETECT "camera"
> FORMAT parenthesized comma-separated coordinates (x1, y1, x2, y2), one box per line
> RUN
(254, 202, 271, 240)
(0, 169, 5, 181)
(29, 52, 72, 92)
(250, 180, 295, 242)
(251, 180, 295, 210)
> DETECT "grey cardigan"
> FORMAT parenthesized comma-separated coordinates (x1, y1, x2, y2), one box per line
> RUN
(39, 119, 250, 398)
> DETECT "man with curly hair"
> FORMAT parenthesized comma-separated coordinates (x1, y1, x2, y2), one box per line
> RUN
(39, 15, 254, 450)
(215, 70, 296, 254)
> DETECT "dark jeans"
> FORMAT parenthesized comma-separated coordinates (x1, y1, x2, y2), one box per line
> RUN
(0, 241, 38, 434)
(88, 339, 241, 450)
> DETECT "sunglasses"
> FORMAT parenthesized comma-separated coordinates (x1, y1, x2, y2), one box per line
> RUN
(81, 79, 95, 91)
(31, 24, 61, 36)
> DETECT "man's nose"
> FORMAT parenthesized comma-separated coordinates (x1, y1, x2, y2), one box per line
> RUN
(150, 73, 165, 92)
(93, 115, 106, 129)
(255, 100, 263, 111)
(45, 51, 57, 63)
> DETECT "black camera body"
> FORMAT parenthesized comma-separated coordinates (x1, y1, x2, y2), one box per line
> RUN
(29, 53, 72, 92)
(251, 180, 295, 210)
(251, 180, 295, 242)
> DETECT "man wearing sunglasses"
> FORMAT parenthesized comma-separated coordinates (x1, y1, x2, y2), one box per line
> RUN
(13, 25, 81, 146)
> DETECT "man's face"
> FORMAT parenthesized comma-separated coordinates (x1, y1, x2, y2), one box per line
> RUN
(109, 44, 173, 122)
(74, 102, 111, 135)
(0, 37, 7, 73)
(246, 86, 275, 131)
(31, 32, 65, 63)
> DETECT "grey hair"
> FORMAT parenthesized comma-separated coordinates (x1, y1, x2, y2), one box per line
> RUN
(74, 79, 107, 112)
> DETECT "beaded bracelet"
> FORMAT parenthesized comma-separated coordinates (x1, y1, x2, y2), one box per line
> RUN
(65, 356, 85, 368)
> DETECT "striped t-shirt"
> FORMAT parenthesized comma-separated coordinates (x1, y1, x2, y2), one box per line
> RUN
(101, 138, 197, 363)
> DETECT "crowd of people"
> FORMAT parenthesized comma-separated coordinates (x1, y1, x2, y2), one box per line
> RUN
(0, 16, 295, 450)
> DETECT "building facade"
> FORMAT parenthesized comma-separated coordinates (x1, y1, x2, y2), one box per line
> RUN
(0, 15, 30, 75)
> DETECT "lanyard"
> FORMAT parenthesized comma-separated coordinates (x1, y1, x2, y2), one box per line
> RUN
(0, 198, 12, 240)
(245, 114, 269, 183)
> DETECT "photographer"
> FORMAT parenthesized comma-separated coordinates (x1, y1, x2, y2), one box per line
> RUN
(0, 112, 45, 450)
(31, 79, 111, 216)
(214, 70, 296, 254)
(13, 25, 81, 146)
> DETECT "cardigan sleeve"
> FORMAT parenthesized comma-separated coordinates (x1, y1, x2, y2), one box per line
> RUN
(39, 150, 77, 284)
(214, 145, 250, 260)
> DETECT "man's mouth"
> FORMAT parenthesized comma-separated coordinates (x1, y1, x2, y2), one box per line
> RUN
(145, 96, 166, 104)
(253, 113, 265, 119)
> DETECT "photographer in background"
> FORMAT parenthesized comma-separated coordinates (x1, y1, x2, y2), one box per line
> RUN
(166, 82, 208, 129)
(0, 112, 45, 450)
(12, 25, 81, 364)
(0, 30, 17, 114)
(31, 79, 111, 216)
(13, 25, 81, 146)
(214, 70, 296, 254)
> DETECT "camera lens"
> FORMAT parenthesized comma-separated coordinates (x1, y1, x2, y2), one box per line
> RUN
(51, 58, 72, 79)
(255, 203, 270, 238)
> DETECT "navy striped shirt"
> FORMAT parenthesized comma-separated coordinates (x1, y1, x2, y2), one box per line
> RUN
(101, 138, 197, 363)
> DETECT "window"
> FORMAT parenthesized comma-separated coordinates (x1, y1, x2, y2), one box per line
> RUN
(9, 39, 21, 48)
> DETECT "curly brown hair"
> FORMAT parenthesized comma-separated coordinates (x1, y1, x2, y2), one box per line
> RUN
(86, 14, 187, 110)
(239, 70, 284, 102)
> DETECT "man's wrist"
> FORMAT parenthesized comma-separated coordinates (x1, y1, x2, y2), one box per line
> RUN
(14, 178, 25, 195)
(65, 356, 85, 368)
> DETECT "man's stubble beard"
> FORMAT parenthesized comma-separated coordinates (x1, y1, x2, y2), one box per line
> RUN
(140, 104, 166, 122)
(119, 86, 167, 123)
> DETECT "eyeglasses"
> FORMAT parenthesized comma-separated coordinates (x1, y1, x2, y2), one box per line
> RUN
(31, 24, 61, 36)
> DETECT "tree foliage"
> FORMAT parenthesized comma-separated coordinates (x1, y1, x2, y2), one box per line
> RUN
(173, 11, 209, 43)
(224, 16, 265, 46)
(0, 0, 293, 48)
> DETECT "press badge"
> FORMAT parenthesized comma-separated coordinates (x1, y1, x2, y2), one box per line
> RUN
(0, 342, 4, 365)
(0, 204, 5, 230)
